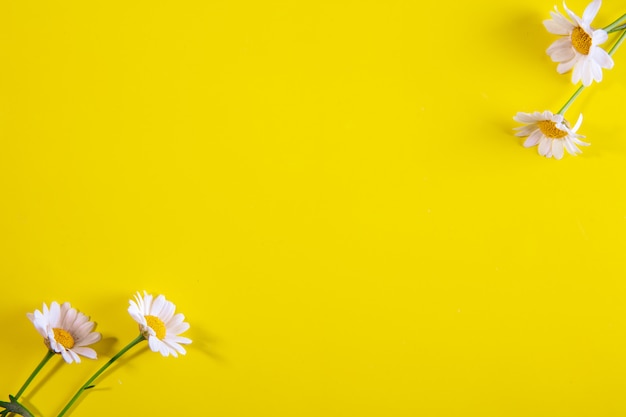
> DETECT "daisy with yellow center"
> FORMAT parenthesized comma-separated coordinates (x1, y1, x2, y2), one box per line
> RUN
(128, 291, 191, 357)
(0, 301, 101, 416)
(544, 0, 613, 86)
(27, 301, 101, 364)
(514, 111, 587, 159)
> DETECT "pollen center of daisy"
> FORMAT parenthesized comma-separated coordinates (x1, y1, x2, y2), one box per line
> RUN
(145, 315, 166, 340)
(53, 328, 75, 349)
(538, 120, 568, 139)
(571, 26, 592, 55)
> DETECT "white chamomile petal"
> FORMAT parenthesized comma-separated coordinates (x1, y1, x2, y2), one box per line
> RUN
(523, 130, 543, 147)
(582, 0, 602, 24)
(552, 140, 565, 159)
(513, 112, 538, 124)
(544, 11, 574, 35)
(590, 46, 613, 68)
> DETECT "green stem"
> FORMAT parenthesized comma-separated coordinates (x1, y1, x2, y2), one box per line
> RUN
(557, 84, 585, 115)
(14, 350, 55, 400)
(56, 334, 145, 417)
(607, 23, 626, 34)
(608, 26, 626, 56)
(604, 12, 626, 32)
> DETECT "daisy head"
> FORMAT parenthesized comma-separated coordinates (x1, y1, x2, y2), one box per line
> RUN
(27, 302, 101, 364)
(543, 0, 613, 86)
(128, 291, 191, 357)
(513, 110, 588, 159)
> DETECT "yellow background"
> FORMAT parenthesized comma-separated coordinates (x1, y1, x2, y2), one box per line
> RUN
(1, 0, 626, 415)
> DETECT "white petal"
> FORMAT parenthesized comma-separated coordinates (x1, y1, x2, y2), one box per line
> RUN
(515, 125, 538, 137)
(590, 60, 603, 82)
(513, 112, 543, 123)
(74, 320, 95, 338)
(62, 307, 78, 330)
(514, 112, 538, 123)
(165, 339, 187, 355)
(544, 16, 573, 35)
(557, 56, 578, 73)
(151, 295, 167, 317)
(572, 137, 590, 146)
(571, 114, 583, 132)
(581, 59, 593, 86)
(571, 61, 583, 84)
(76, 331, 101, 346)
(552, 139, 565, 159)
(129, 310, 146, 325)
(159, 341, 171, 357)
(582, 0, 601, 24)
(49, 302, 61, 327)
(591, 46, 614, 68)
(166, 313, 185, 328)
(61, 349, 77, 364)
(28, 314, 49, 338)
(524, 130, 543, 147)
(539, 137, 552, 156)
(148, 335, 162, 353)
(547, 38, 573, 60)
(564, 138, 581, 155)
(143, 293, 154, 315)
(71, 347, 98, 359)
(171, 336, 192, 345)
(160, 301, 176, 324)
(563, 2, 583, 27)
(592, 28, 608, 45)
(550, 44, 576, 62)
(168, 321, 190, 335)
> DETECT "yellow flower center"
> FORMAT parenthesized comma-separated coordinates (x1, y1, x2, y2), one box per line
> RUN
(145, 315, 166, 340)
(53, 328, 75, 349)
(571, 26, 592, 55)
(538, 120, 568, 139)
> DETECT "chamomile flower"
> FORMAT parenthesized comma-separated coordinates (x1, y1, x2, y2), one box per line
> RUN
(128, 291, 191, 357)
(544, 0, 613, 86)
(514, 110, 588, 159)
(27, 302, 101, 364)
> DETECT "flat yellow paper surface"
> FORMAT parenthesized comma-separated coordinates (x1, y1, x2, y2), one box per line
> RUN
(1, 0, 626, 415)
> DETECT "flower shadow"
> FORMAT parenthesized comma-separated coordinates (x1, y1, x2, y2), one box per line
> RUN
(188, 324, 225, 364)
(20, 355, 65, 406)
(93, 336, 119, 358)
(52, 342, 151, 417)
(493, 8, 550, 66)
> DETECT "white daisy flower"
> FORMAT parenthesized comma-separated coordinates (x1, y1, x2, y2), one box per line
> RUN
(544, 0, 613, 86)
(513, 110, 588, 159)
(27, 301, 102, 364)
(128, 291, 191, 357)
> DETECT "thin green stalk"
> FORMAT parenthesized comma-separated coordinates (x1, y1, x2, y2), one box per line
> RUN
(558, 84, 585, 115)
(608, 26, 626, 56)
(0, 350, 54, 417)
(607, 23, 626, 34)
(56, 334, 145, 417)
(14, 350, 55, 400)
(604, 12, 626, 33)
